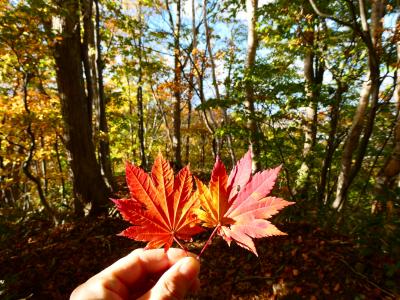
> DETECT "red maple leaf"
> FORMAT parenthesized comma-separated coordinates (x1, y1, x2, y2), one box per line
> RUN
(195, 151, 294, 255)
(113, 154, 203, 251)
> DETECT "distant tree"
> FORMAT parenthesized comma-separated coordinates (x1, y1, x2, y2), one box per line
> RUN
(51, 0, 111, 216)
(373, 16, 400, 216)
(244, 0, 261, 172)
(166, 0, 183, 169)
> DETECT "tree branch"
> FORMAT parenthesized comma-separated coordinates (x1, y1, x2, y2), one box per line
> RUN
(308, 0, 354, 29)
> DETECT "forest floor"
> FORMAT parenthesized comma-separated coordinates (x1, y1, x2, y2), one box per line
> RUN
(0, 216, 399, 300)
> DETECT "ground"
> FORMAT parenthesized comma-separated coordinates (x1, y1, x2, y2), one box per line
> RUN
(0, 216, 398, 299)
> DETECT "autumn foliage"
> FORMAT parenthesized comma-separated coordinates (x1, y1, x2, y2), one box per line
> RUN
(112, 154, 203, 251)
(113, 151, 294, 256)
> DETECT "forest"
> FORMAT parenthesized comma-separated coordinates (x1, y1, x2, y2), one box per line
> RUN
(0, 0, 399, 298)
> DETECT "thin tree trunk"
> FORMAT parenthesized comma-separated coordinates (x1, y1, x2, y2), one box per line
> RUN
(186, 16, 218, 156)
(203, 0, 220, 101)
(185, 0, 196, 165)
(201, 131, 206, 168)
(137, 2, 147, 169)
(94, 0, 115, 189)
(137, 67, 146, 168)
(180, 19, 218, 158)
(318, 82, 344, 204)
(196, 55, 219, 158)
(126, 74, 136, 157)
(0, 139, 22, 205)
(224, 34, 237, 166)
(147, 108, 161, 154)
(152, 86, 174, 147)
(244, 0, 260, 172)
(40, 135, 48, 195)
(55, 135, 67, 201)
(21, 73, 57, 223)
(52, 0, 111, 217)
(296, 23, 324, 197)
(166, 0, 182, 169)
(204, 0, 235, 159)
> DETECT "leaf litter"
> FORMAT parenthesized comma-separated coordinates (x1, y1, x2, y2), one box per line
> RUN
(1, 218, 398, 299)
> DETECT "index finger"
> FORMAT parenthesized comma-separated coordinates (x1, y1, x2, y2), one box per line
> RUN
(98, 248, 196, 287)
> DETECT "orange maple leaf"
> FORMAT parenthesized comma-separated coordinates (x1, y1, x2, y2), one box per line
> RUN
(113, 154, 203, 251)
(195, 151, 294, 256)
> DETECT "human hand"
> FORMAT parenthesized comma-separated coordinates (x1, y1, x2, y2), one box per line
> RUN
(70, 248, 200, 300)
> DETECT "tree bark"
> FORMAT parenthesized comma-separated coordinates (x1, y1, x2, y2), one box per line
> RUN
(373, 16, 400, 216)
(40, 135, 49, 195)
(21, 73, 57, 223)
(185, 0, 196, 165)
(81, 0, 94, 136)
(296, 23, 324, 197)
(137, 2, 147, 169)
(203, 0, 221, 157)
(166, 0, 182, 169)
(152, 85, 174, 147)
(52, 0, 111, 217)
(196, 50, 219, 158)
(55, 134, 67, 201)
(244, 0, 260, 172)
(94, 0, 115, 190)
(318, 82, 344, 204)
(333, 0, 384, 210)
(224, 33, 237, 166)
(333, 74, 372, 209)
(203, 0, 236, 160)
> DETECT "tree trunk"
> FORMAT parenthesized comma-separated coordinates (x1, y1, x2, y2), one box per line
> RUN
(203, 0, 236, 160)
(40, 135, 49, 195)
(137, 2, 147, 169)
(81, 0, 94, 136)
(152, 86, 174, 147)
(318, 82, 344, 204)
(21, 73, 57, 223)
(52, 0, 111, 217)
(196, 53, 220, 158)
(166, 0, 182, 169)
(373, 17, 400, 216)
(224, 33, 237, 166)
(185, 0, 196, 165)
(203, 0, 220, 102)
(94, 0, 115, 190)
(333, 0, 384, 210)
(137, 68, 146, 169)
(296, 23, 324, 197)
(244, 0, 260, 172)
(186, 6, 218, 158)
(333, 73, 372, 209)
(55, 135, 67, 201)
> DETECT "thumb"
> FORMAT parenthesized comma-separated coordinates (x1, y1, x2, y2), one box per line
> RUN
(139, 256, 200, 300)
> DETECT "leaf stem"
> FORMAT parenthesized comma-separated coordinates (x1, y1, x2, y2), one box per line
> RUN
(173, 236, 188, 253)
(197, 225, 220, 258)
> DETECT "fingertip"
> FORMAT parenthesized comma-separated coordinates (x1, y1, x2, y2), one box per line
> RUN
(138, 256, 201, 299)
(178, 257, 200, 280)
(165, 248, 197, 262)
